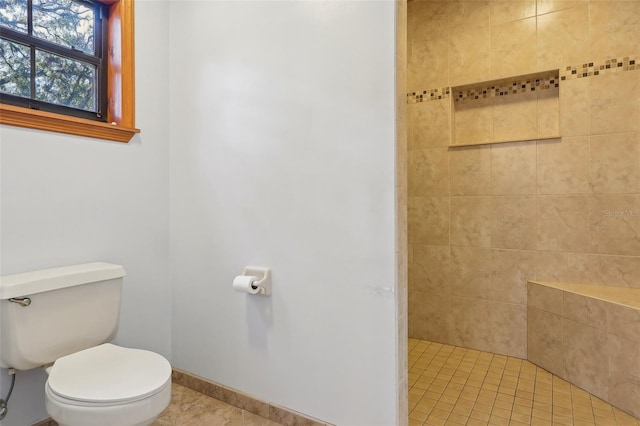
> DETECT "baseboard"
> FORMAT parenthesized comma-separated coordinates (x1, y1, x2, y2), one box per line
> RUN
(172, 368, 333, 426)
(31, 419, 56, 426)
(32, 369, 331, 426)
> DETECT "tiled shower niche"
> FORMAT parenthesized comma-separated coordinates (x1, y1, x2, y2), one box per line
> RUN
(451, 70, 561, 147)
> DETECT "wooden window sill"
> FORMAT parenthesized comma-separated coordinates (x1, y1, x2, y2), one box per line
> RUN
(0, 0, 137, 143)
(0, 104, 139, 143)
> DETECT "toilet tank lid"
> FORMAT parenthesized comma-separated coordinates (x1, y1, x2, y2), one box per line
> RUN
(0, 262, 126, 300)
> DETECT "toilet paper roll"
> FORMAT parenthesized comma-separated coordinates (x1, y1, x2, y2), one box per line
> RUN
(233, 275, 261, 294)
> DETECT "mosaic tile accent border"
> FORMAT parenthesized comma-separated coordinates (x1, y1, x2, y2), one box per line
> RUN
(407, 87, 450, 104)
(561, 56, 638, 80)
(453, 75, 558, 103)
(408, 55, 640, 104)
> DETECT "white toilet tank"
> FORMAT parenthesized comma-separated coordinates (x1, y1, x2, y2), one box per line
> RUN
(0, 263, 126, 370)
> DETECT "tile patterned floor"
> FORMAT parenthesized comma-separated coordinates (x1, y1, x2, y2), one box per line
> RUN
(153, 383, 283, 426)
(409, 339, 640, 426)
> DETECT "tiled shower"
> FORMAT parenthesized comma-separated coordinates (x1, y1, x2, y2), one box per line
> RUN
(407, 0, 640, 355)
(406, 0, 640, 422)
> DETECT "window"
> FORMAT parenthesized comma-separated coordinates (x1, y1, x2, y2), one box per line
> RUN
(0, 0, 138, 143)
(1, 0, 108, 120)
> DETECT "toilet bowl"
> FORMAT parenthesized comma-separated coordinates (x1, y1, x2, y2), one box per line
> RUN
(44, 344, 172, 426)
(0, 263, 172, 426)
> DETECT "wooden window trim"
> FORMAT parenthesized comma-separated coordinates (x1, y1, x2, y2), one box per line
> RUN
(0, 0, 139, 143)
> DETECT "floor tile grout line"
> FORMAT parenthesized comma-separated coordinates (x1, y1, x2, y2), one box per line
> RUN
(408, 339, 640, 426)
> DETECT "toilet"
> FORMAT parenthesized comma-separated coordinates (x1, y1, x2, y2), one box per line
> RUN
(0, 263, 171, 426)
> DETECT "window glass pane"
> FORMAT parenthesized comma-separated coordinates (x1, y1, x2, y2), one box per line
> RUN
(0, 0, 28, 33)
(33, 0, 94, 55)
(0, 38, 30, 97)
(35, 49, 95, 111)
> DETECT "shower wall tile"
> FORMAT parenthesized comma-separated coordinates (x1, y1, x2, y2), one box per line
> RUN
(536, 5, 590, 71)
(449, 27, 492, 87)
(408, 197, 450, 245)
(537, 195, 589, 252)
(450, 297, 494, 353)
(563, 291, 609, 331)
(562, 319, 609, 402)
(527, 306, 564, 377)
(410, 291, 451, 343)
(491, 141, 536, 196)
(397, 186, 407, 254)
(453, 97, 494, 145)
(493, 92, 538, 144)
(588, 132, 640, 194)
(537, 137, 589, 195)
(408, 242, 413, 277)
(396, 115, 407, 189)
(491, 301, 527, 358)
(566, 253, 640, 289)
(411, 244, 450, 295)
(410, 100, 450, 149)
(451, 246, 492, 298)
(589, 1, 640, 63)
(607, 303, 640, 344)
(589, 71, 640, 136)
(397, 359, 408, 426)
(407, 0, 640, 361)
(397, 356, 407, 418)
(536, 251, 569, 283)
(398, 250, 408, 309)
(407, 103, 415, 152)
(527, 281, 563, 315)
(409, 0, 446, 42)
(527, 282, 640, 418)
(490, 17, 537, 79)
(450, 197, 492, 248)
(608, 335, 640, 419)
(588, 194, 640, 256)
(408, 148, 450, 197)
(408, 1, 448, 90)
(491, 249, 536, 305)
(408, 39, 449, 93)
(448, 1, 491, 87)
(448, 1, 490, 30)
(537, 87, 561, 139)
(491, 196, 537, 250)
(407, 292, 415, 338)
(559, 78, 590, 137)
(449, 145, 492, 196)
(537, 0, 587, 16)
(490, 1, 536, 26)
(450, 297, 526, 357)
(397, 2, 408, 411)
(397, 0, 407, 62)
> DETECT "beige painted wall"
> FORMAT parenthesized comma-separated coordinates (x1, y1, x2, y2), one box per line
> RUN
(407, 0, 640, 358)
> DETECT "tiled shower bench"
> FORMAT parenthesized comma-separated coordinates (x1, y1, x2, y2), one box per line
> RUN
(527, 280, 640, 419)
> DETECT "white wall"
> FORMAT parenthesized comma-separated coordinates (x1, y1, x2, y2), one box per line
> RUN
(0, 1, 399, 424)
(169, 1, 398, 424)
(0, 2, 171, 425)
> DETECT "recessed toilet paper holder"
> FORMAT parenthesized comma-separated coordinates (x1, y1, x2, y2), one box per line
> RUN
(242, 266, 271, 296)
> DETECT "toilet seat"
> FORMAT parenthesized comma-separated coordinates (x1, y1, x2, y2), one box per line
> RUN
(45, 378, 171, 426)
(47, 343, 171, 405)
(45, 344, 171, 426)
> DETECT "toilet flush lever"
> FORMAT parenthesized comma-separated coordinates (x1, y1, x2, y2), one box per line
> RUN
(9, 297, 31, 307)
